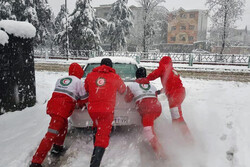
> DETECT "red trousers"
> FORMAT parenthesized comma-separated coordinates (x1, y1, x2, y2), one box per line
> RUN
(137, 98, 162, 127)
(167, 88, 193, 140)
(137, 98, 166, 158)
(89, 111, 114, 148)
(167, 87, 185, 121)
(31, 116, 68, 164)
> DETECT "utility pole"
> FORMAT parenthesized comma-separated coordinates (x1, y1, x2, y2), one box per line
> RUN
(65, 0, 69, 60)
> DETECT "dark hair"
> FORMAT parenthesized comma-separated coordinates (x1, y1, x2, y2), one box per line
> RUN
(100, 58, 113, 67)
(136, 67, 147, 79)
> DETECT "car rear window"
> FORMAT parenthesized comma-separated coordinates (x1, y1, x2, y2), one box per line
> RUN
(83, 63, 138, 80)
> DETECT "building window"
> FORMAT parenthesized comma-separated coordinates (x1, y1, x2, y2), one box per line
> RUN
(180, 26, 186, 30)
(104, 12, 108, 17)
(171, 37, 176, 41)
(180, 13, 186, 18)
(179, 35, 186, 41)
(189, 25, 195, 30)
(171, 26, 176, 31)
(188, 36, 194, 41)
(190, 13, 195, 18)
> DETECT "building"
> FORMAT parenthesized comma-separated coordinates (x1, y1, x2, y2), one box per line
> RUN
(94, 4, 168, 51)
(94, 4, 111, 20)
(167, 8, 208, 44)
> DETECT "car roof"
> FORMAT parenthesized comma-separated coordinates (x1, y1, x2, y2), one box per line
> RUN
(87, 56, 138, 65)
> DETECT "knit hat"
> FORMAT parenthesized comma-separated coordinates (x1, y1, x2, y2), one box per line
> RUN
(136, 67, 147, 79)
(100, 58, 113, 68)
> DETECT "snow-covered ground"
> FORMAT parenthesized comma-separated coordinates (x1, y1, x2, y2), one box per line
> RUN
(0, 70, 250, 167)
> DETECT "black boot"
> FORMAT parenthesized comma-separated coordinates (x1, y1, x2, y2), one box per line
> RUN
(90, 146, 105, 167)
(92, 127, 97, 145)
(50, 144, 65, 155)
(29, 163, 42, 167)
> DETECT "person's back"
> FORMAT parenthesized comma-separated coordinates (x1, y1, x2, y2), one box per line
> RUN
(146, 56, 184, 95)
(85, 63, 125, 113)
(46, 63, 87, 118)
(125, 81, 160, 117)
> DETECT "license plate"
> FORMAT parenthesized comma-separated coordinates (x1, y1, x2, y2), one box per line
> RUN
(113, 116, 128, 125)
(84, 116, 129, 126)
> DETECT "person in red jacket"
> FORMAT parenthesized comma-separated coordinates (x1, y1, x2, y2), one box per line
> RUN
(125, 67, 166, 159)
(136, 56, 192, 142)
(84, 58, 126, 167)
(30, 63, 88, 167)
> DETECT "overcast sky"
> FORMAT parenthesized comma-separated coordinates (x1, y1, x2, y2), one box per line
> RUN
(47, 0, 250, 29)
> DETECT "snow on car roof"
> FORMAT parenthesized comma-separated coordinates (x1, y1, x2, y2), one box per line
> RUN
(0, 20, 36, 39)
(87, 56, 138, 65)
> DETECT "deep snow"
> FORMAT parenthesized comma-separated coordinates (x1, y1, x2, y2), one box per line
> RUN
(0, 70, 250, 167)
(0, 20, 36, 39)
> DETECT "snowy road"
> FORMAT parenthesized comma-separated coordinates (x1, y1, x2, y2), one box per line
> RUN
(0, 71, 250, 167)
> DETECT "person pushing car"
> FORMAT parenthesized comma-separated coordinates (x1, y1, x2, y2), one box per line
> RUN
(30, 63, 88, 167)
(84, 58, 126, 167)
(125, 67, 166, 159)
(136, 56, 193, 142)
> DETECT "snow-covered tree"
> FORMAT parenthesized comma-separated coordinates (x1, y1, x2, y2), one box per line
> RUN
(0, 1, 14, 20)
(104, 0, 133, 51)
(54, 5, 69, 50)
(150, 6, 168, 44)
(31, 0, 54, 47)
(55, 5, 68, 34)
(0, 0, 54, 47)
(206, 0, 245, 54)
(137, 0, 165, 52)
(68, 0, 102, 50)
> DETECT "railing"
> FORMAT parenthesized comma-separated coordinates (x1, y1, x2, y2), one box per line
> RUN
(34, 49, 250, 67)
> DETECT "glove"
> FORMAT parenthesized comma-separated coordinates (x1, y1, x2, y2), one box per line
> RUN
(156, 90, 161, 95)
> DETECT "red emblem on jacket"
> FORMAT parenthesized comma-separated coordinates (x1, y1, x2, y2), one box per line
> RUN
(96, 77, 106, 86)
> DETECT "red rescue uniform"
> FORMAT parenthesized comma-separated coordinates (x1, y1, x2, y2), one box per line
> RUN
(137, 56, 192, 140)
(147, 56, 185, 121)
(31, 63, 88, 165)
(85, 65, 126, 148)
(125, 81, 161, 126)
(125, 81, 166, 159)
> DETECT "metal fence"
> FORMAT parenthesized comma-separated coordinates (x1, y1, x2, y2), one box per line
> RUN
(34, 49, 250, 67)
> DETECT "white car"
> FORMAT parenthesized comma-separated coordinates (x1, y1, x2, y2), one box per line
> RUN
(69, 57, 142, 128)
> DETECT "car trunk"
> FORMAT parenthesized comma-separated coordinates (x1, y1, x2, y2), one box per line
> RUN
(70, 82, 141, 128)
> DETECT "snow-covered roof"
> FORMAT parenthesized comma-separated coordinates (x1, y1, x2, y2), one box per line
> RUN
(0, 20, 36, 39)
(87, 56, 138, 65)
(0, 30, 9, 46)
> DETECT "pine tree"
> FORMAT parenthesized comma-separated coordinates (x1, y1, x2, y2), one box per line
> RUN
(32, 0, 54, 47)
(68, 0, 102, 50)
(0, 0, 54, 47)
(12, 0, 27, 21)
(54, 5, 69, 51)
(104, 0, 133, 51)
(55, 5, 68, 34)
(0, 1, 14, 20)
